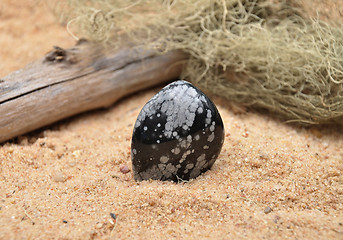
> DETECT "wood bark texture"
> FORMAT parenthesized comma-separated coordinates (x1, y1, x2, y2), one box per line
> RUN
(0, 40, 187, 143)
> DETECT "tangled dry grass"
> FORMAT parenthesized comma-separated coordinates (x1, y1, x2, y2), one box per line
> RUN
(53, 0, 343, 124)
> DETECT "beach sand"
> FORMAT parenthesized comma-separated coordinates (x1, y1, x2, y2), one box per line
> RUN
(0, 1, 342, 239)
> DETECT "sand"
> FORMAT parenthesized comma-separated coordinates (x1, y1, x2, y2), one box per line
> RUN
(0, 1, 342, 239)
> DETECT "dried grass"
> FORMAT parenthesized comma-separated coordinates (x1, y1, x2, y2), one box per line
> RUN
(52, 0, 343, 124)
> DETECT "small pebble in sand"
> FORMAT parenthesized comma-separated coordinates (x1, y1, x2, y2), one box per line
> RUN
(52, 171, 66, 182)
(264, 206, 273, 214)
(120, 165, 130, 174)
(131, 80, 224, 182)
(95, 222, 103, 229)
(110, 213, 117, 220)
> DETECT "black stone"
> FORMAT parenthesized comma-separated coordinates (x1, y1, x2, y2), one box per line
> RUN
(131, 80, 224, 182)
(110, 213, 117, 220)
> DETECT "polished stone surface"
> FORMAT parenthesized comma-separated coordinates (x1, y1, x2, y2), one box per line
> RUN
(131, 80, 224, 182)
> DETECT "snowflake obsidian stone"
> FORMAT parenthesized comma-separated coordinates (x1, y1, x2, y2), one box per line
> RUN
(131, 80, 224, 182)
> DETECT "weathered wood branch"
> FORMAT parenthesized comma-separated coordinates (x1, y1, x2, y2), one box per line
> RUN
(0, 40, 188, 143)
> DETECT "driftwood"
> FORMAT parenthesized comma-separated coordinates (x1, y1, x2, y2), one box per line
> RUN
(0, 40, 187, 143)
